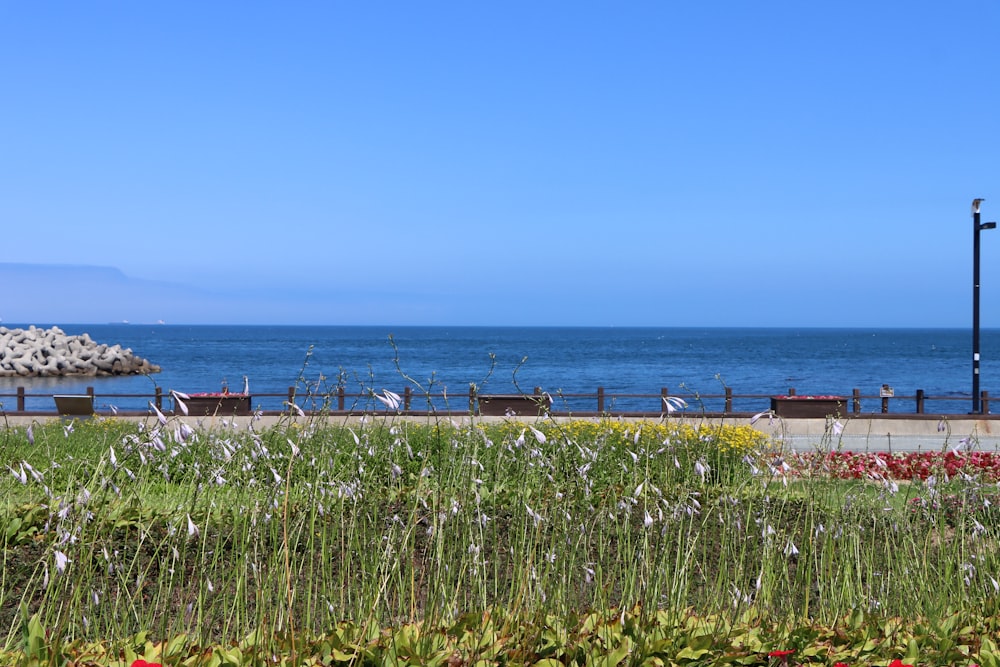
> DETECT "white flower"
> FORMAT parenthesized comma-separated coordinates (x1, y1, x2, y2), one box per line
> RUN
(950, 437, 972, 455)
(172, 391, 189, 416)
(186, 514, 200, 538)
(148, 401, 168, 425)
(9, 464, 26, 485)
(375, 389, 402, 410)
(529, 426, 547, 444)
(662, 396, 688, 413)
(54, 550, 71, 573)
(525, 503, 544, 526)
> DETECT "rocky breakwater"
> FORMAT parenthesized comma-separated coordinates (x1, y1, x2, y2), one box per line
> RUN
(0, 326, 160, 377)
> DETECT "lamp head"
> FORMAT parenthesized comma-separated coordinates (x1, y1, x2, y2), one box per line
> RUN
(973, 198, 985, 216)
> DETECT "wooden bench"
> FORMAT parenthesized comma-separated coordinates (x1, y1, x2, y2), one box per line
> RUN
(477, 394, 551, 417)
(54, 394, 94, 416)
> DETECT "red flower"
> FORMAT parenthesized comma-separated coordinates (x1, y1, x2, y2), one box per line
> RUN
(833, 663, 849, 667)
(768, 649, 795, 659)
(131, 660, 163, 667)
(887, 660, 913, 667)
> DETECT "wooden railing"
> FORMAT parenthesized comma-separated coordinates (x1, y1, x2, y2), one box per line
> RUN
(0, 385, 994, 417)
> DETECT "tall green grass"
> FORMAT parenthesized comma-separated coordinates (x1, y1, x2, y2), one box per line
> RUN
(1, 411, 999, 654)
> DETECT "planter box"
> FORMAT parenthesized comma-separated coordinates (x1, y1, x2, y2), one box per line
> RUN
(179, 395, 252, 416)
(54, 394, 94, 416)
(770, 396, 847, 418)
(478, 394, 551, 417)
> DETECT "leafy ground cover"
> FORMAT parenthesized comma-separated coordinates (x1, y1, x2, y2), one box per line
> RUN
(1, 413, 999, 665)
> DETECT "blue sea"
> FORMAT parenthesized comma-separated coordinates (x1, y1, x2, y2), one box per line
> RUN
(0, 325, 996, 415)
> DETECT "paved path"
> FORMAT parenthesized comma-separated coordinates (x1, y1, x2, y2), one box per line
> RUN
(746, 415, 1000, 452)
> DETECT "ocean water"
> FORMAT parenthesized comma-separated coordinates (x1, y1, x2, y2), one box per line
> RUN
(0, 324, 996, 415)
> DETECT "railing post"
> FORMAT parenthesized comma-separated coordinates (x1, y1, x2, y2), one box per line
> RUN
(597, 387, 605, 414)
(17, 386, 24, 412)
(788, 387, 796, 396)
(660, 387, 668, 414)
(287, 387, 296, 411)
(469, 385, 476, 414)
(336, 386, 344, 411)
(724, 387, 732, 413)
(916, 389, 925, 414)
(983, 391, 991, 414)
(403, 386, 412, 412)
(852, 388, 860, 413)
(881, 395, 889, 414)
(155, 386, 162, 410)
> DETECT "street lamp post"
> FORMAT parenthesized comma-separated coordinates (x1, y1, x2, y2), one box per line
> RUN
(972, 198, 996, 414)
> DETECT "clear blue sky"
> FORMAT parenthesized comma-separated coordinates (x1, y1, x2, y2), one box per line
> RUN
(2, 2, 999, 326)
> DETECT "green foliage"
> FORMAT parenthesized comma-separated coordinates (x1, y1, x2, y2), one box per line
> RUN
(1, 414, 999, 665)
(2, 607, 999, 666)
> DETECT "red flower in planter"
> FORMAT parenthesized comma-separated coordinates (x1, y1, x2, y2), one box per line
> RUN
(131, 660, 163, 667)
(768, 649, 795, 663)
(887, 660, 913, 667)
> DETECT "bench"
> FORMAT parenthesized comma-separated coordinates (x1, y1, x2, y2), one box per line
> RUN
(477, 394, 551, 417)
(54, 394, 94, 416)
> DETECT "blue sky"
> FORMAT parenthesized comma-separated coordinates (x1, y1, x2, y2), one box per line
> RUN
(2, 2, 999, 326)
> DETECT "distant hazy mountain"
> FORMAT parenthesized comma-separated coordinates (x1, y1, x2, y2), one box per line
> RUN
(0, 263, 202, 324)
(0, 262, 434, 325)
(0, 262, 495, 325)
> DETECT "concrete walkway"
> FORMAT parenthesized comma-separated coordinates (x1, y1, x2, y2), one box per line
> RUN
(744, 415, 1000, 452)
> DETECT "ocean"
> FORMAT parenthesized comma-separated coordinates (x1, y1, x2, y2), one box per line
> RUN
(0, 324, 995, 415)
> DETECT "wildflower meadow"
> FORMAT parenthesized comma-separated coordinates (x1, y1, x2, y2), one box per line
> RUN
(2, 404, 1000, 666)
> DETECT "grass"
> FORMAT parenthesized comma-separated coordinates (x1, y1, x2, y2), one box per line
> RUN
(1, 411, 1000, 665)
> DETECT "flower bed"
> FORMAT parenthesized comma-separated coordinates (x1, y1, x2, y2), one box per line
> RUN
(790, 450, 1000, 482)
